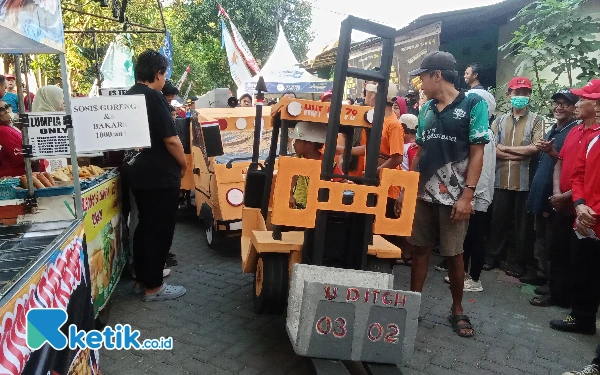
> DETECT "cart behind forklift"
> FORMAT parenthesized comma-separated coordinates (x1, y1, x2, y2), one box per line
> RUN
(241, 15, 422, 375)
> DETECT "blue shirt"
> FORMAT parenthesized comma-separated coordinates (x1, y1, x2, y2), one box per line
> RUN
(527, 120, 579, 214)
(1, 92, 18, 113)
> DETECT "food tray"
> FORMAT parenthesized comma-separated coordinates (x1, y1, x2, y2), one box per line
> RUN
(14, 185, 75, 199)
(0, 180, 20, 201)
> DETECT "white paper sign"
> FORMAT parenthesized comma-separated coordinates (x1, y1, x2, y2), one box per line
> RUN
(71, 95, 151, 153)
(28, 112, 70, 157)
(99, 87, 131, 96)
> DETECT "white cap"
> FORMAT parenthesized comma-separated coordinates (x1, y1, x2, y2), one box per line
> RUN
(399, 114, 418, 130)
(170, 99, 183, 108)
(467, 89, 496, 119)
(289, 121, 327, 143)
(365, 81, 398, 103)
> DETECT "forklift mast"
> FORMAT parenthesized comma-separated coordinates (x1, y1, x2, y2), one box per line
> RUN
(322, 16, 396, 185)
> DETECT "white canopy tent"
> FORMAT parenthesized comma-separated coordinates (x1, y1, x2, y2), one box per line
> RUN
(244, 25, 332, 95)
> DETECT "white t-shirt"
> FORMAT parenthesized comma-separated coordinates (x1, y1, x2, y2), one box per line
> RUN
(401, 142, 411, 171)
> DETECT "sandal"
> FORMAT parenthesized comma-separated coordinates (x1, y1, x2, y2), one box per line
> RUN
(505, 270, 524, 278)
(448, 314, 475, 338)
(530, 295, 555, 307)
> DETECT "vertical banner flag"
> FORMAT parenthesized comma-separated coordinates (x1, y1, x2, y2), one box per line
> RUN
(221, 20, 252, 89)
(159, 30, 174, 79)
(218, 4, 260, 74)
(176, 66, 191, 90)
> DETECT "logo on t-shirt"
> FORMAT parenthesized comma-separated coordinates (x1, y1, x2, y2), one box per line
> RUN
(453, 108, 467, 120)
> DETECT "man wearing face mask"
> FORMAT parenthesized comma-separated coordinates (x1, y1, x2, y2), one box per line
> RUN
(484, 77, 545, 279)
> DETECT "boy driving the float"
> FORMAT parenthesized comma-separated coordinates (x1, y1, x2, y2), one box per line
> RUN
(289, 121, 343, 209)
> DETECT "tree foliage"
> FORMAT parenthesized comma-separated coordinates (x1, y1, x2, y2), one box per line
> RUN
(500, 0, 600, 114)
(166, 0, 313, 94)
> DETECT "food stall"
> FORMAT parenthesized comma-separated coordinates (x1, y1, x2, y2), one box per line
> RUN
(0, 1, 139, 373)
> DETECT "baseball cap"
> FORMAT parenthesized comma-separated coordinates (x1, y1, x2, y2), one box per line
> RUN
(551, 89, 579, 105)
(171, 99, 183, 108)
(508, 77, 532, 90)
(406, 89, 417, 97)
(321, 90, 332, 101)
(5, 74, 15, 80)
(570, 79, 600, 100)
(399, 114, 418, 130)
(408, 51, 456, 76)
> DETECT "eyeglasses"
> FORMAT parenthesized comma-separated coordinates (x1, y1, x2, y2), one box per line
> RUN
(553, 102, 572, 108)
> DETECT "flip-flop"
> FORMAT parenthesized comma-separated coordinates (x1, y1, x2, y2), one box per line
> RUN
(396, 258, 413, 266)
(448, 314, 475, 338)
(530, 296, 555, 307)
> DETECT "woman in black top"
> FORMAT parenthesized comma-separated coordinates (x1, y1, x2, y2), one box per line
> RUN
(125, 50, 187, 301)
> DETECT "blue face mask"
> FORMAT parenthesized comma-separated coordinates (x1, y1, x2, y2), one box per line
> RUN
(511, 96, 530, 110)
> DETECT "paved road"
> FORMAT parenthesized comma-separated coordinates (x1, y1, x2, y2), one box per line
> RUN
(102, 214, 597, 374)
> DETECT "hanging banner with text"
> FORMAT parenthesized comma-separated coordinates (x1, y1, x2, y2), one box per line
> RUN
(27, 112, 70, 157)
(99, 87, 131, 97)
(71, 95, 151, 153)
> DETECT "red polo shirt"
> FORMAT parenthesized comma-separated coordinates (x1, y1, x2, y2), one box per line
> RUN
(571, 133, 600, 236)
(558, 124, 600, 193)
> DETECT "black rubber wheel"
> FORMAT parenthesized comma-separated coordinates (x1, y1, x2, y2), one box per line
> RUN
(204, 221, 221, 250)
(95, 301, 111, 330)
(253, 253, 289, 314)
(366, 256, 394, 274)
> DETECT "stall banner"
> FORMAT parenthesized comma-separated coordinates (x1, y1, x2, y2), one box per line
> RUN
(81, 176, 124, 314)
(0, 223, 99, 375)
(71, 95, 151, 153)
(27, 112, 70, 157)
(392, 22, 441, 93)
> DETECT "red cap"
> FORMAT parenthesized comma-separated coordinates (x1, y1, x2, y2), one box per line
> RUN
(508, 77, 532, 90)
(321, 90, 332, 101)
(4, 74, 15, 80)
(570, 79, 600, 100)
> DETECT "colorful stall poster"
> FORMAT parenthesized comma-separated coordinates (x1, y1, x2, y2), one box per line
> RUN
(0, 222, 99, 375)
(81, 175, 124, 315)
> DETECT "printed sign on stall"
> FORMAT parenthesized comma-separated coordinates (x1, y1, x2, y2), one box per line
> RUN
(71, 95, 151, 153)
(81, 175, 125, 314)
(0, 223, 99, 375)
(27, 112, 70, 157)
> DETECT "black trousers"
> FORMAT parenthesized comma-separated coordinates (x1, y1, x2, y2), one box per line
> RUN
(548, 212, 576, 307)
(486, 189, 534, 273)
(464, 211, 487, 281)
(132, 188, 180, 289)
(533, 213, 552, 279)
(570, 235, 600, 325)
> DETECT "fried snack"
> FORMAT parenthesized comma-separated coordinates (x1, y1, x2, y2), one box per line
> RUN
(35, 173, 53, 187)
(19, 175, 28, 189)
(52, 169, 71, 182)
(42, 172, 55, 186)
(31, 175, 44, 189)
(89, 165, 104, 175)
(79, 167, 92, 178)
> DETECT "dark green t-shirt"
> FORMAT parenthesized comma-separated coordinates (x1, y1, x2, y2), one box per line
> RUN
(415, 91, 490, 206)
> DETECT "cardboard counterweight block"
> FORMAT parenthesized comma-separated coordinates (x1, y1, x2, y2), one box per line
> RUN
(287, 264, 420, 364)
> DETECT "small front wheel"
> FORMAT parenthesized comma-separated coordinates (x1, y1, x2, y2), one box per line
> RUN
(253, 253, 288, 314)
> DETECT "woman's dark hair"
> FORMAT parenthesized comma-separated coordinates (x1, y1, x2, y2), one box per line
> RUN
(315, 143, 324, 151)
(162, 80, 179, 96)
(239, 93, 252, 102)
(134, 50, 169, 83)
(0, 75, 5, 85)
(281, 91, 297, 98)
(429, 69, 458, 84)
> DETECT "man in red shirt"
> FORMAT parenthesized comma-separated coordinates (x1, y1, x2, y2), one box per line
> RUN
(550, 79, 600, 336)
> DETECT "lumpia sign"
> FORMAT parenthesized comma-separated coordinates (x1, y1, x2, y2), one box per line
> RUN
(71, 95, 151, 153)
(27, 112, 70, 157)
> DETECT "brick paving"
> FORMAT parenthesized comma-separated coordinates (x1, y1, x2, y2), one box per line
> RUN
(101, 215, 597, 374)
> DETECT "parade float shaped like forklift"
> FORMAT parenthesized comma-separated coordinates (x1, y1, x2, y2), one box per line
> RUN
(240, 16, 422, 374)
(190, 105, 276, 248)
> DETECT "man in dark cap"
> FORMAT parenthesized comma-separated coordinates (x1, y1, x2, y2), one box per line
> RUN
(527, 89, 580, 304)
(406, 51, 490, 338)
(406, 89, 419, 116)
